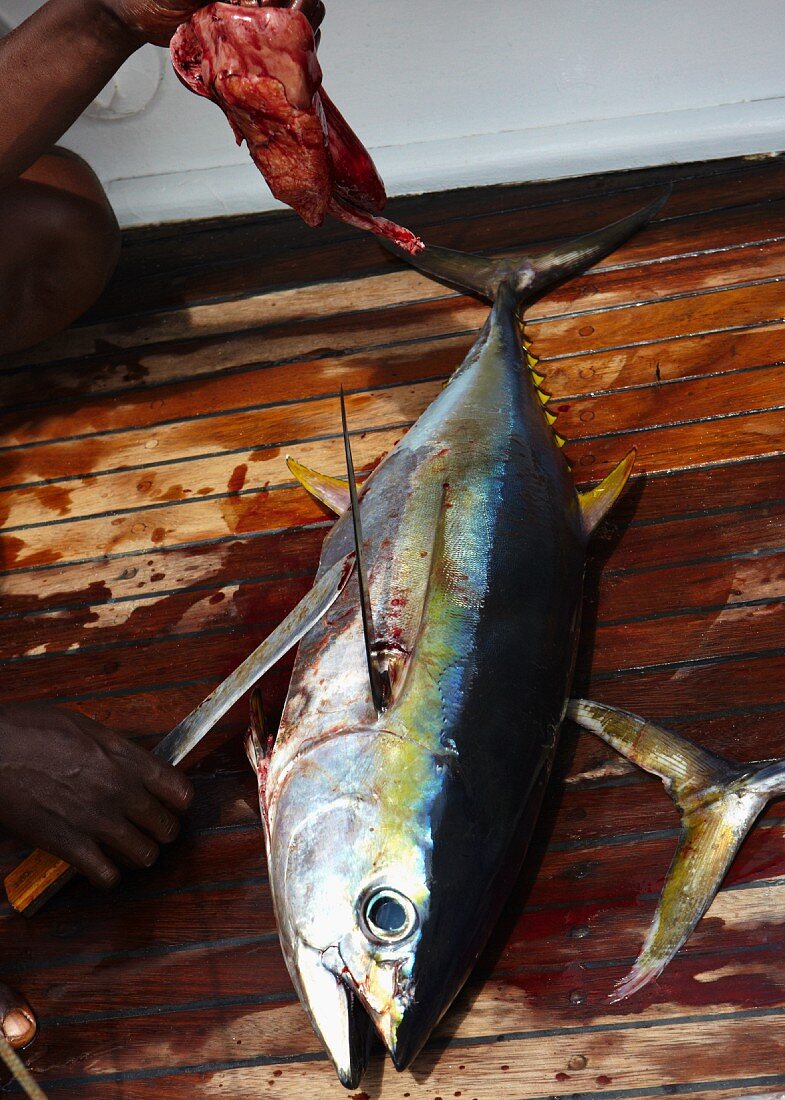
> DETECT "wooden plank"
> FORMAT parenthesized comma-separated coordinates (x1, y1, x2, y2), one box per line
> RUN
(4, 593, 785, 705)
(4, 276, 785, 468)
(2, 533, 780, 665)
(3, 155, 785, 1100)
(0, 449, 779, 608)
(1, 534, 781, 669)
(546, 319, 785, 397)
(100, 155, 785, 290)
(29, 1010, 785, 1097)
(2, 418, 781, 578)
(79, 155, 785, 323)
(9, 210, 785, 379)
(19, 942, 785, 1083)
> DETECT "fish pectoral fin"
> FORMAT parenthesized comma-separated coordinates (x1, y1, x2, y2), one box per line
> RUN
(568, 699, 785, 998)
(577, 450, 636, 536)
(286, 455, 359, 516)
(246, 687, 272, 767)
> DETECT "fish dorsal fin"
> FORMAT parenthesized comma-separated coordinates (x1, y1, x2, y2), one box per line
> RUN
(577, 450, 636, 536)
(287, 456, 359, 516)
(340, 389, 389, 714)
(567, 699, 785, 1001)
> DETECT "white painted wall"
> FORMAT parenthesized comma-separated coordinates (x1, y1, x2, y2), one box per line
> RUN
(2, 0, 785, 226)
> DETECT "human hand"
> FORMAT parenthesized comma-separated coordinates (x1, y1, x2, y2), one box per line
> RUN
(102, 0, 325, 48)
(0, 704, 193, 888)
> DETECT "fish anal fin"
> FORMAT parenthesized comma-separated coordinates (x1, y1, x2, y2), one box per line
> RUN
(577, 449, 636, 536)
(287, 455, 358, 516)
(568, 699, 785, 999)
(610, 785, 763, 1002)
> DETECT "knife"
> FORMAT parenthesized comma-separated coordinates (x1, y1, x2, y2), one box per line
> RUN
(4, 552, 355, 916)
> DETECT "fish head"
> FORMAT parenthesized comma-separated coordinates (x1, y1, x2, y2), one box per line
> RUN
(268, 726, 454, 1084)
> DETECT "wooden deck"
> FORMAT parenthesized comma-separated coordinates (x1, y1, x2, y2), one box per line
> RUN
(1, 153, 785, 1098)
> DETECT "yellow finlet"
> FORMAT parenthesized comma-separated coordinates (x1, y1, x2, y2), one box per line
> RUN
(544, 409, 557, 426)
(554, 434, 566, 449)
(536, 388, 550, 406)
(286, 456, 356, 516)
(530, 368, 546, 386)
(577, 449, 636, 536)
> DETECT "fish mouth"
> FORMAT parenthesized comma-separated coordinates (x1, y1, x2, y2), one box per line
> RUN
(295, 941, 430, 1085)
(324, 944, 441, 1079)
(294, 944, 373, 1089)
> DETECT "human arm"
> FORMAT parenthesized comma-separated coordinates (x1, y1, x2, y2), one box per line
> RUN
(0, 703, 194, 887)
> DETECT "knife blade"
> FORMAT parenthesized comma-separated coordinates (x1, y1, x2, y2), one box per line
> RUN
(4, 551, 355, 915)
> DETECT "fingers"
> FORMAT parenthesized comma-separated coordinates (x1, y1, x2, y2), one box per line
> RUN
(110, 733, 194, 812)
(125, 787, 182, 845)
(28, 713, 194, 882)
(138, 752, 195, 813)
(291, 0, 326, 31)
(48, 825, 121, 890)
(259, 0, 325, 33)
(95, 818, 159, 871)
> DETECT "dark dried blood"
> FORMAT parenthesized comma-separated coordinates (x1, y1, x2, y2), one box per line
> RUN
(171, 4, 423, 253)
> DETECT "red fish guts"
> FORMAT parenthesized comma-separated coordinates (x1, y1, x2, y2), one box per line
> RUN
(170, 3, 423, 252)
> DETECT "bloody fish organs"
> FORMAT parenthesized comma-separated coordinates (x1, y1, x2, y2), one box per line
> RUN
(170, 4, 423, 253)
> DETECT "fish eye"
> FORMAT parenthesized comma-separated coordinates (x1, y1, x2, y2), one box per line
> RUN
(360, 888, 418, 944)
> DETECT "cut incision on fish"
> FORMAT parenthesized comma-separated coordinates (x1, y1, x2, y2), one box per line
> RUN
(170, 3, 423, 253)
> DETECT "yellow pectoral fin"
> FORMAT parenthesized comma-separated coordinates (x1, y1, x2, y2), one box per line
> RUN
(286, 456, 359, 515)
(577, 449, 636, 535)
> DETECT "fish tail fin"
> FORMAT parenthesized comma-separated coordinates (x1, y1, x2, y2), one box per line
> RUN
(567, 698, 785, 999)
(379, 189, 670, 308)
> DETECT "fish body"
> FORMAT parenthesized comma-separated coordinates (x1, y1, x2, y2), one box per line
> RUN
(248, 198, 668, 1086)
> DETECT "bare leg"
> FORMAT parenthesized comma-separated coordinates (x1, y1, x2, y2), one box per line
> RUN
(0, 148, 120, 357)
